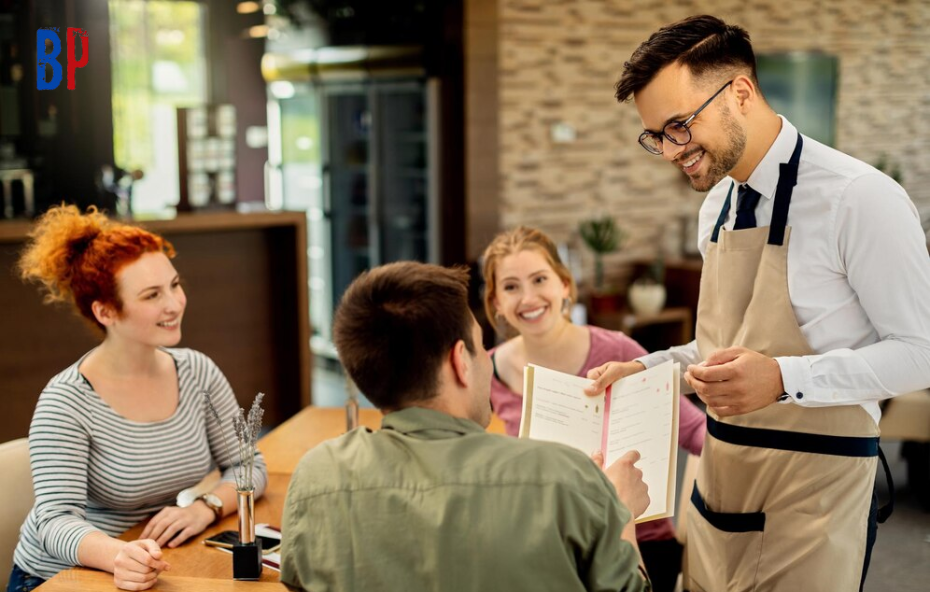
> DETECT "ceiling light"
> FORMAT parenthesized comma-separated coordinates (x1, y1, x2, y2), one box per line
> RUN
(247, 25, 269, 38)
(237, 2, 261, 14)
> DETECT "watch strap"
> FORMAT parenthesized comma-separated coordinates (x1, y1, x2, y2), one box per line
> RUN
(197, 494, 223, 523)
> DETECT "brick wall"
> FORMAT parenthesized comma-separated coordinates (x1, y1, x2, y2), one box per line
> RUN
(473, 0, 930, 287)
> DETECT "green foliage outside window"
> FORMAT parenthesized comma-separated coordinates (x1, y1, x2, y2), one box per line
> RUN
(110, 0, 206, 183)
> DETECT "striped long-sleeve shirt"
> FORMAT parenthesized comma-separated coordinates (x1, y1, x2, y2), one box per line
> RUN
(13, 348, 269, 580)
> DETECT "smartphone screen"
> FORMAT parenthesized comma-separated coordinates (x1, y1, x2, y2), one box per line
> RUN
(203, 530, 281, 554)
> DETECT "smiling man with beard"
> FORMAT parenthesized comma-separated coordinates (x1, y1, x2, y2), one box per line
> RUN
(583, 14, 930, 592)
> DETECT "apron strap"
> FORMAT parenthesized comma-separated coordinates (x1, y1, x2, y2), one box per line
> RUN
(707, 415, 880, 457)
(710, 182, 735, 244)
(710, 133, 804, 245)
(876, 445, 895, 523)
(767, 134, 804, 246)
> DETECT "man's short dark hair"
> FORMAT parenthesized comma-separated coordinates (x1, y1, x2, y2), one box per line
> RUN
(615, 15, 758, 102)
(333, 262, 476, 410)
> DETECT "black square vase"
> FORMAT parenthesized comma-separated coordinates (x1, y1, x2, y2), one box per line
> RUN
(232, 538, 263, 580)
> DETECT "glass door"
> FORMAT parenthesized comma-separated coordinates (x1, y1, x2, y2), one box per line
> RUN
(268, 78, 438, 359)
(373, 80, 435, 263)
(268, 83, 334, 351)
(324, 85, 374, 317)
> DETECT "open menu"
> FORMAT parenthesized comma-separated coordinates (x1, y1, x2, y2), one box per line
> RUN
(520, 360, 680, 523)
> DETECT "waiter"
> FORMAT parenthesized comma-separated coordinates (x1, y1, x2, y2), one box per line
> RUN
(585, 15, 930, 592)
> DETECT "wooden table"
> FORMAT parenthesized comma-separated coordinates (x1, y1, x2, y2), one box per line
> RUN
(37, 407, 506, 591)
(258, 406, 506, 473)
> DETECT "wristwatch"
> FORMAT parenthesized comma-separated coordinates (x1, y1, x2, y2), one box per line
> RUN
(197, 493, 223, 523)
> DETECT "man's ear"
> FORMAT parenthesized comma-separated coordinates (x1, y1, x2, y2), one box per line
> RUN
(449, 339, 470, 389)
(731, 74, 756, 114)
(91, 301, 118, 327)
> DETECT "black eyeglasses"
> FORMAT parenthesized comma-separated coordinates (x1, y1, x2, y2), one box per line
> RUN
(638, 80, 733, 155)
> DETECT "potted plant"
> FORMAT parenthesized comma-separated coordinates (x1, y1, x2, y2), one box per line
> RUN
(579, 216, 624, 314)
(629, 253, 667, 316)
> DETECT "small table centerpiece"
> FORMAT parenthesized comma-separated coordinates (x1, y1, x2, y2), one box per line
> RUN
(204, 391, 266, 580)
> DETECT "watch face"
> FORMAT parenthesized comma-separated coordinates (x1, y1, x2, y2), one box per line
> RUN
(203, 493, 223, 510)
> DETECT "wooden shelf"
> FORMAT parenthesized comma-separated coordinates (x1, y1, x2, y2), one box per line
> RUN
(0, 210, 306, 243)
(590, 306, 694, 352)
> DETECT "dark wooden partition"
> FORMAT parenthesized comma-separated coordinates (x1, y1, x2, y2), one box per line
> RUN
(0, 211, 310, 441)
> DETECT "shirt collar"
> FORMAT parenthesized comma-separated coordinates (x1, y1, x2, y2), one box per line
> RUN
(381, 407, 486, 439)
(739, 115, 799, 201)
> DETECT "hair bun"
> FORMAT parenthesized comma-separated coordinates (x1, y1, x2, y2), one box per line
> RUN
(17, 204, 112, 305)
(66, 226, 102, 260)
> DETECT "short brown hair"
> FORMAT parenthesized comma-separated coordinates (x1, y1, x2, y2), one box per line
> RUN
(333, 262, 476, 410)
(17, 204, 175, 334)
(481, 226, 577, 334)
(615, 15, 758, 102)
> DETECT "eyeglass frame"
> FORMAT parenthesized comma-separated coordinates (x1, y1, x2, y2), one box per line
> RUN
(637, 80, 734, 155)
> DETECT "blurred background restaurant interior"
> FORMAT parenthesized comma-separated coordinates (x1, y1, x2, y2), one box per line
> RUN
(0, 2, 928, 589)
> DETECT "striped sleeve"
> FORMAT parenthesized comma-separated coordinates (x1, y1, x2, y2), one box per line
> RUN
(196, 353, 269, 497)
(28, 385, 102, 565)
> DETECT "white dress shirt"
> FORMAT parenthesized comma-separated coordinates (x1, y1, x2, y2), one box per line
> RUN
(639, 116, 930, 424)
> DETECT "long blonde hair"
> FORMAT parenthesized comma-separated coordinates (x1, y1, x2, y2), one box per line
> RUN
(481, 226, 577, 333)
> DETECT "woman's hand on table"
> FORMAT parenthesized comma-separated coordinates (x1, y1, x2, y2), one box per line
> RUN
(139, 502, 215, 548)
(113, 539, 169, 591)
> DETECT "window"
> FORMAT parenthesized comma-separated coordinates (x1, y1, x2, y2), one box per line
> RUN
(757, 53, 838, 148)
(109, 0, 207, 214)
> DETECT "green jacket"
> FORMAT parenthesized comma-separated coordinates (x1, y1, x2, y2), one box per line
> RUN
(280, 407, 647, 592)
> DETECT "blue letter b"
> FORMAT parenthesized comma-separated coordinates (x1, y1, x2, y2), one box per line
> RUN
(37, 29, 62, 90)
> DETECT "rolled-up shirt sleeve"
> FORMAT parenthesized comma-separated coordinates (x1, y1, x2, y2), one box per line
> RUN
(580, 475, 650, 592)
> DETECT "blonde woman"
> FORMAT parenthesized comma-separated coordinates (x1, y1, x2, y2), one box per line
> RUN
(482, 226, 705, 592)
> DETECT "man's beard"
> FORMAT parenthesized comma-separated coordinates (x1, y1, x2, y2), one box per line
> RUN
(686, 107, 746, 192)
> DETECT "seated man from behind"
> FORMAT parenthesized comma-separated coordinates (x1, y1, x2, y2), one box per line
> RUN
(280, 262, 651, 592)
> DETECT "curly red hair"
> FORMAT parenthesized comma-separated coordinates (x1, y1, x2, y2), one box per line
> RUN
(18, 205, 176, 333)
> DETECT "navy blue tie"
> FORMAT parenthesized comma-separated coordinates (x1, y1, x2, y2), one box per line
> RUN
(734, 185, 762, 230)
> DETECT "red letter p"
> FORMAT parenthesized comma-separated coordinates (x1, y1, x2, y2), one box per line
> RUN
(66, 28, 88, 90)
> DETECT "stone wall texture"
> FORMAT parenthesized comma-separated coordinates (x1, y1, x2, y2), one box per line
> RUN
(488, 0, 930, 287)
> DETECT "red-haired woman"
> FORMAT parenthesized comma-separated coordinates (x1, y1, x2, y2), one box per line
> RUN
(8, 205, 267, 592)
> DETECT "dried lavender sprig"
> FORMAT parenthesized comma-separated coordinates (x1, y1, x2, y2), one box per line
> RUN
(233, 407, 249, 490)
(203, 390, 265, 491)
(250, 394, 264, 489)
(245, 393, 265, 488)
(203, 389, 238, 483)
(208, 390, 248, 488)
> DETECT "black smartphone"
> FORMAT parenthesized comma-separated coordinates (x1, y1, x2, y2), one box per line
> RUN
(203, 530, 281, 554)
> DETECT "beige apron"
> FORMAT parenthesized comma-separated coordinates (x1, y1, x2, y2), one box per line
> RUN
(687, 136, 880, 592)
